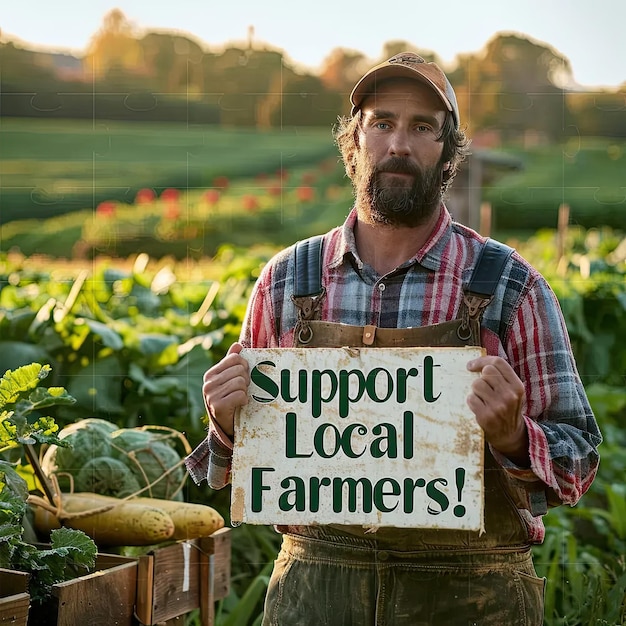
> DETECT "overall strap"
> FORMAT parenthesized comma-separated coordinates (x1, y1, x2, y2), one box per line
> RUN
(458, 238, 515, 341)
(292, 235, 326, 344)
(293, 234, 325, 297)
(466, 238, 515, 298)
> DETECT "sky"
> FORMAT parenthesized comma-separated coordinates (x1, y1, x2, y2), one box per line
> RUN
(2, 0, 625, 89)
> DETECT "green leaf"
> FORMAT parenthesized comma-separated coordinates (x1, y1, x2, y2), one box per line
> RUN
(83, 319, 125, 350)
(0, 363, 50, 409)
(128, 362, 180, 396)
(50, 527, 97, 570)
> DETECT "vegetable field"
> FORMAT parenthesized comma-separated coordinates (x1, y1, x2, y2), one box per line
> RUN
(1, 223, 625, 624)
(0, 118, 339, 225)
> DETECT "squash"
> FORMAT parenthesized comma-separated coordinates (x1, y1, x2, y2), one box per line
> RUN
(130, 496, 225, 540)
(31, 492, 175, 546)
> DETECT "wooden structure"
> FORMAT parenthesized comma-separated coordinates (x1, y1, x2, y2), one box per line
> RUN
(446, 150, 523, 233)
(136, 529, 231, 625)
(1, 528, 231, 626)
(0, 569, 30, 626)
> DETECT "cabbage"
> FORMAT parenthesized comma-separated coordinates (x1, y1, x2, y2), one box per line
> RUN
(42, 419, 184, 501)
(111, 429, 184, 500)
(76, 456, 142, 497)
(42, 419, 114, 491)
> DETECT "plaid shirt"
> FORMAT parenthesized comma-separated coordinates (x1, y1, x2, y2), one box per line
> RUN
(185, 206, 601, 543)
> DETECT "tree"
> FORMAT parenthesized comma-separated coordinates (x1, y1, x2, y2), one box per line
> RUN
(319, 47, 367, 111)
(83, 9, 143, 79)
(459, 33, 573, 142)
(139, 32, 205, 95)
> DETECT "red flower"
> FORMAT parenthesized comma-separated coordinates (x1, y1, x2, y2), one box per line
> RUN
(203, 189, 221, 205)
(296, 186, 315, 202)
(268, 184, 282, 196)
(96, 201, 116, 217)
(242, 195, 260, 212)
(276, 168, 289, 181)
(135, 188, 156, 204)
(161, 188, 180, 203)
(301, 172, 317, 185)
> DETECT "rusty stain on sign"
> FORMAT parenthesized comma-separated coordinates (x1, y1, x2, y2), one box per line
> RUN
(231, 347, 485, 531)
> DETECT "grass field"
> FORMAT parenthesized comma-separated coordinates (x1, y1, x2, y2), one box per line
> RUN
(0, 117, 338, 224)
(485, 138, 626, 230)
(1, 118, 624, 258)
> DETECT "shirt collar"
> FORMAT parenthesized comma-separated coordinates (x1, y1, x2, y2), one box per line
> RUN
(331, 205, 453, 273)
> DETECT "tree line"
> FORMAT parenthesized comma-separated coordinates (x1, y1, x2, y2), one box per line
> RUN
(1, 9, 625, 140)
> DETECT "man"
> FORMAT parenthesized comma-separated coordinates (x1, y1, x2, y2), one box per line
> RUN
(186, 52, 601, 625)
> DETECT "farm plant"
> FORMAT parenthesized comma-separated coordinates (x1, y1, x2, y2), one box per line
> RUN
(0, 364, 98, 604)
(1, 225, 625, 624)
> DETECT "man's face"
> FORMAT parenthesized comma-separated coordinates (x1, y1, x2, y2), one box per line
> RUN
(354, 78, 448, 228)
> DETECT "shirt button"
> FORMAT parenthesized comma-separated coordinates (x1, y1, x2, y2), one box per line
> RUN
(378, 283, 386, 292)
(377, 550, 389, 561)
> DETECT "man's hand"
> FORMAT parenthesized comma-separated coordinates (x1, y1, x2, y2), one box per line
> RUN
(202, 342, 250, 438)
(467, 355, 530, 467)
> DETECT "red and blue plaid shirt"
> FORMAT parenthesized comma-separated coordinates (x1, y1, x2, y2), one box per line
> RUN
(186, 206, 601, 543)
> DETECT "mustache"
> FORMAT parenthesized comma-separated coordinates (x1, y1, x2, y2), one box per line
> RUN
(375, 157, 421, 177)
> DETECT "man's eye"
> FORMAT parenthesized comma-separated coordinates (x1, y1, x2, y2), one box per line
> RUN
(375, 122, 390, 130)
(416, 124, 430, 132)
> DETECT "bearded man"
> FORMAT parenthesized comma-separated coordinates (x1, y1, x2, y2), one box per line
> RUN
(186, 52, 601, 626)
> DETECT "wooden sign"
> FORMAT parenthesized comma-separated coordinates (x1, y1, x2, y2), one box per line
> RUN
(231, 347, 485, 531)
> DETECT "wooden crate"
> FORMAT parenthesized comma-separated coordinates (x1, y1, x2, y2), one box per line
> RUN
(0, 569, 30, 626)
(136, 527, 231, 626)
(27, 553, 138, 626)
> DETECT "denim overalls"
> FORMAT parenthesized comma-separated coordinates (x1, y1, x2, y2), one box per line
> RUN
(262, 240, 545, 625)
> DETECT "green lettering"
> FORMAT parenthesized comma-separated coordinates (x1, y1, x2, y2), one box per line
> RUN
(338, 369, 367, 418)
(314, 423, 340, 458)
(396, 367, 419, 403)
(309, 476, 331, 512)
(332, 477, 373, 513)
(373, 478, 400, 512)
(278, 476, 306, 511)
(366, 367, 393, 403)
(341, 423, 368, 458)
(426, 478, 449, 515)
(285, 413, 313, 458)
(371, 423, 398, 458)
(403, 477, 426, 513)
(251, 467, 274, 512)
(403, 411, 414, 459)
(311, 369, 338, 418)
(250, 361, 278, 403)
(423, 356, 441, 402)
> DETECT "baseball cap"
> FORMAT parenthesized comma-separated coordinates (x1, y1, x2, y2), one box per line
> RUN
(350, 52, 460, 129)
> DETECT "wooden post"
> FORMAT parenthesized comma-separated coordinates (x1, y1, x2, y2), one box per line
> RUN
(556, 203, 570, 276)
(479, 201, 492, 237)
(199, 528, 231, 626)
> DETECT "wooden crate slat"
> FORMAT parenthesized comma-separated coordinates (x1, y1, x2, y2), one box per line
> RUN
(50, 554, 137, 626)
(0, 569, 30, 626)
(136, 528, 231, 626)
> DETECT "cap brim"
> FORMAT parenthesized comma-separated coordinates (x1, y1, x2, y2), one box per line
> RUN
(350, 65, 454, 118)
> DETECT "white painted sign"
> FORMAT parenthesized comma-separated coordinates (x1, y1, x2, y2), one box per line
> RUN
(231, 347, 485, 531)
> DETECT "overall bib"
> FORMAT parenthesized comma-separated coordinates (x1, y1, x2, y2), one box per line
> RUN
(262, 240, 546, 626)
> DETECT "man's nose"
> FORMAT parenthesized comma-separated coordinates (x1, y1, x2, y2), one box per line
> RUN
(389, 129, 411, 157)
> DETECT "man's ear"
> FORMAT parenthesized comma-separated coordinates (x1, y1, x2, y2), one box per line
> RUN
(442, 161, 451, 171)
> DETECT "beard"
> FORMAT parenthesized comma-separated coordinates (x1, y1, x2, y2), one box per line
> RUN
(354, 155, 444, 228)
